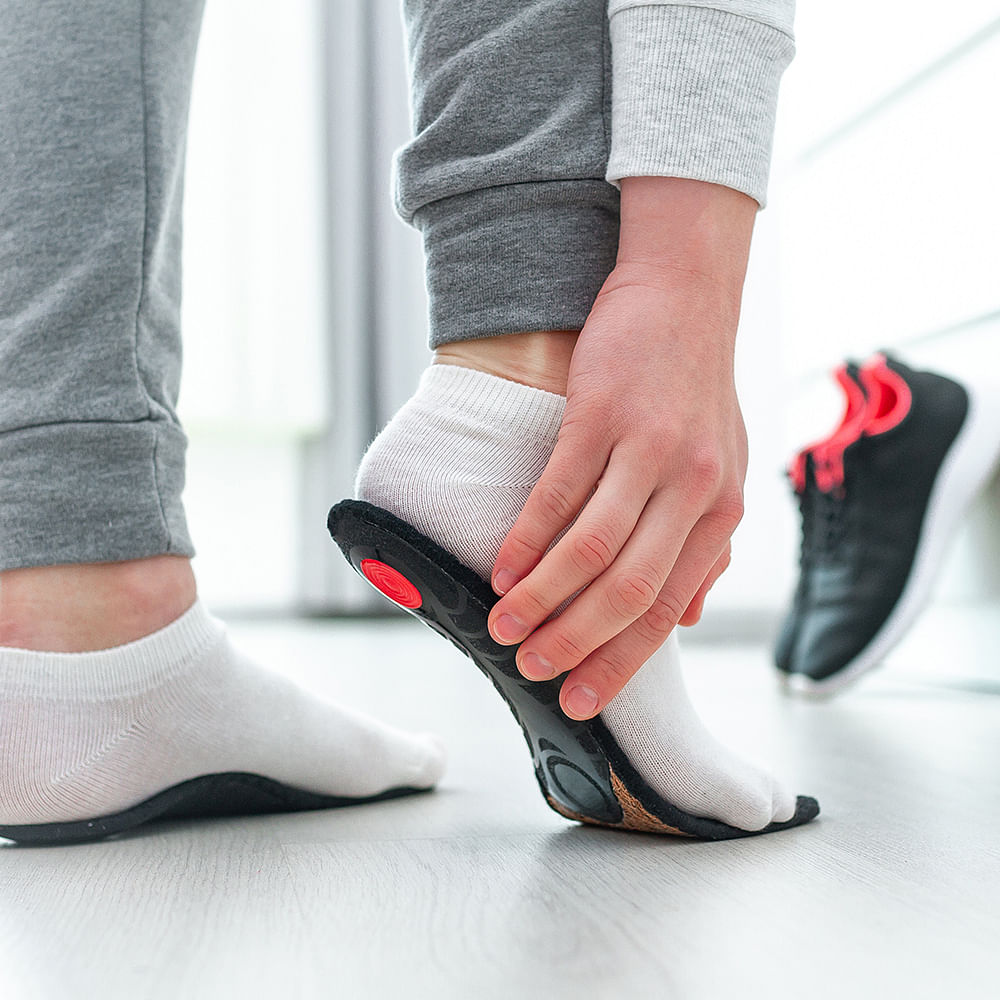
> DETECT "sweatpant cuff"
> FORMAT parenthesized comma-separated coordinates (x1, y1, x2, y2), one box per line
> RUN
(414, 180, 619, 349)
(0, 420, 194, 570)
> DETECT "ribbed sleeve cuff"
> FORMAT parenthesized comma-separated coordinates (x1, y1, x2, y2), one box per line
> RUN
(606, 4, 795, 207)
(0, 419, 194, 571)
(415, 181, 619, 348)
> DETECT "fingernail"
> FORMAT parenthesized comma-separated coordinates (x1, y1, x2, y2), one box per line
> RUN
(492, 613, 526, 644)
(493, 569, 517, 595)
(519, 652, 556, 681)
(564, 685, 599, 719)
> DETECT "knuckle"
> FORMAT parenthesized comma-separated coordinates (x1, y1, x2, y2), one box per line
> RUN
(713, 489, 745, 528)
(689, 448, 725, 493)
(567, 528, 617, 576)
(516, 584, 553, 620)
(635, 593, 684, 641)
(589, 651, 635, 689)
(538, 479, 579, 525)
(504, 530, 542, 563)
(551, 628, 588, 663)
(606, 570, 659, 620)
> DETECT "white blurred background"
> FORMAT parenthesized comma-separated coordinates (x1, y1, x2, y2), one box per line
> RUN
(178, 1, 1000, 635)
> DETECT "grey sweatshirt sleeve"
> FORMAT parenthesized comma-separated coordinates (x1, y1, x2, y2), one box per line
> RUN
(606, 1, 795, 207)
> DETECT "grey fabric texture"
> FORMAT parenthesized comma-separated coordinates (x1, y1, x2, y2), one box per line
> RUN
(0, 0, 204, 569)
(396, 0, 620, 349)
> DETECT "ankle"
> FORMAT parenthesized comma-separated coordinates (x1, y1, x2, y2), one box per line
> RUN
(433, 329, 578, 396)
(0, 556, 197, 652)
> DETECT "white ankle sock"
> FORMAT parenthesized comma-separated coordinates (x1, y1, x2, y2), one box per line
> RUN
(356, 363, 795, 831)
(0, 601, 445, 827)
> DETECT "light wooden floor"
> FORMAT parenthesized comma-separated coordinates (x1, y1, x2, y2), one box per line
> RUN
(1, 607, 998, 1000)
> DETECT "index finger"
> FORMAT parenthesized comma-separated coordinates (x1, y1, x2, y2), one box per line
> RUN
(491, 432, 608, 595)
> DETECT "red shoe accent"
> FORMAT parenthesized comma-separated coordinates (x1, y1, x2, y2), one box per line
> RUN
(860, 354, 912, 437)
(360, 559, 423, 609)
(790, 364, 869, 493)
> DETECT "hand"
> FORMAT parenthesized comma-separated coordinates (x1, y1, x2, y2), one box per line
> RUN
(486, 178, 756, 720)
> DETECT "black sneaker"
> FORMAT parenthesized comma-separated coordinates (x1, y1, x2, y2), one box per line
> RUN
(778, 353, 1000, 695)
(774, 361, 867, 675)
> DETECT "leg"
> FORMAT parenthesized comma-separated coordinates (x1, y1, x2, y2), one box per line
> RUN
(0, 0, 442, 844)
(0, 0, 199, 573)
(351, 0, 807, 833)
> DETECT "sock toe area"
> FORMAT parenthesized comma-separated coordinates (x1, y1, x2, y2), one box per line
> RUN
(405, 732, 448, 790)
(771, 776, 798, 825)
(704, 768, 784, 832)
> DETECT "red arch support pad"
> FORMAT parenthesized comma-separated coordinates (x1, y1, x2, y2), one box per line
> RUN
(360, 559, 423, 609)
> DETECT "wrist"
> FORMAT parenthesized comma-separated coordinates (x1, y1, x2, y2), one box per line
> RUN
(594, 263, 740, 363)
(616, 177, 756, 294)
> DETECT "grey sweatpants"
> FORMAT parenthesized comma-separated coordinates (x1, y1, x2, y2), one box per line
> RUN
(0, 0, 619, 570)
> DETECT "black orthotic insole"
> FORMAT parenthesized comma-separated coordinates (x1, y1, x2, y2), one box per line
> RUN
(0, 773, 424, 847)
(328, 500, 819, 840)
